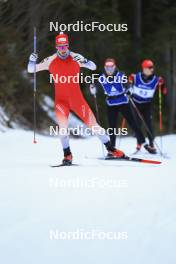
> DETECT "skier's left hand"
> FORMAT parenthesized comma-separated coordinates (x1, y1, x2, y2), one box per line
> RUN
(158, 77, 167, 95)
(126, 87, 133, 97)
(128, 73, 134, 84)
(89, 84, 97, 96)
(158, 76, 164, 86)
(73, 54, 87, 64)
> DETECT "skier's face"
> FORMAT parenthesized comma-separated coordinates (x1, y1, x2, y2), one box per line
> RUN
(143, 66, 154, 76)
(104, 65, 116, 75)
(56, 44, 69, 55)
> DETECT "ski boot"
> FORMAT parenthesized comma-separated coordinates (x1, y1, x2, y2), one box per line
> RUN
(132, 143, 142, 154)
(136, 144, 142, 151)
(144, 143, 157, 154)
(105, 142, 125, 159)
(136, 143, 143, 152)
(62, 147, 73, 165)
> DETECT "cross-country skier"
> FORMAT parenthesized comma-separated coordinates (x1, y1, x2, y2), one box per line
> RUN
(89, 58, 155, 153)
(27, 32, 125, 165)
(128, 59, 167, 154)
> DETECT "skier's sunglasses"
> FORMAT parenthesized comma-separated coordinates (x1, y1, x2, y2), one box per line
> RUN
(56, 45, 69, 50)
(104, 65, 116, 71)
(147, 66, 154, 69)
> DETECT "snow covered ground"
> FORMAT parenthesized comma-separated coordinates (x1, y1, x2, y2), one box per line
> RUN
(0, 130, 176, 264)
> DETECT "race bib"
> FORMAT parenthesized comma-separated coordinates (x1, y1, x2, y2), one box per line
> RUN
(133, 86, 155, 98)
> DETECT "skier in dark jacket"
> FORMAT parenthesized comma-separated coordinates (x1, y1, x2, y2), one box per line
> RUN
(128, 59, 167, 154)
(90, 58, 154, 153)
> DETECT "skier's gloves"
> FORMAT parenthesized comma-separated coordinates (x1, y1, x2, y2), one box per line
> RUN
(158, 76, 164, 86)
(126, 87, 133, 97)
(29, 53, 38, 62)
(89, 84, 97, 96)
(158, 77, 167, 95)
(128, 73, 134, 84)
(73, 54, 87, 64)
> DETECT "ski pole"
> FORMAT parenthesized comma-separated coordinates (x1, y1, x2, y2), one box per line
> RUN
(158, 84, 163, 152)
(118, 117, 126, 148)
(121, 117, 126, 129)
(93, 94, 100, 124)
(92, 93, 105, 158)
(33, 27, 37, 143)
(129, 97, 164, 156)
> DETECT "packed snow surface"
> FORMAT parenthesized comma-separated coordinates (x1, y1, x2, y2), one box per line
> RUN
(0, 130, 176, 264)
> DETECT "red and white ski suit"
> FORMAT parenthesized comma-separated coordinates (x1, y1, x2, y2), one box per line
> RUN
(28, 51, 110, 151)
(34, 52, 98, 129)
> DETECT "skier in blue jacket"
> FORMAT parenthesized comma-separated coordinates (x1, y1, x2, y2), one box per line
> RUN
(90, 58, 154, 153)
(129, 59, 166, 154)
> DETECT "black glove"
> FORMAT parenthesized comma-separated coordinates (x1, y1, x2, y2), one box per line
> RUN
(125, 87, 133, 97)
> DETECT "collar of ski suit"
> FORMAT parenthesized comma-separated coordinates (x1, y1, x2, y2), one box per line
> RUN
(141, 73, 155, 83)
(57, 50, 70, 60)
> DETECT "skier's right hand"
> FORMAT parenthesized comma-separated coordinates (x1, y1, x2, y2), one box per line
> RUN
(29, 53, 38, 62)
(89, 84, 97, 96)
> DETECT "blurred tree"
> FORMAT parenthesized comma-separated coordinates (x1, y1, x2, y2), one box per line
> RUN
(0, 0, 175, 132)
